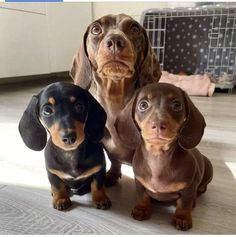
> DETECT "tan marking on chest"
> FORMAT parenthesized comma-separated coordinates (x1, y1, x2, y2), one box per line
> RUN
(136, 175, 187, 193)
(48, 165, 102, 181)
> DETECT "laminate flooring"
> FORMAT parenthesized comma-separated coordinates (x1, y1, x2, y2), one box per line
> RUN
(0, 79, 235, 234)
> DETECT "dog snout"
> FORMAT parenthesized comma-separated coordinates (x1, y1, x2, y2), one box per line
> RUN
(61, 131, 77, 145)
(106, 34, 126, 53)
(151, 121, 167, 132)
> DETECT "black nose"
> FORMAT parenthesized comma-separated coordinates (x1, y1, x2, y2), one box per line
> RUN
(106, 34, 126, 53)
(61, 132, 77, 145)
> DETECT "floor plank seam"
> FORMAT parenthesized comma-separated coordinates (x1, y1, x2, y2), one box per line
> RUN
(0, 185, 7, 190)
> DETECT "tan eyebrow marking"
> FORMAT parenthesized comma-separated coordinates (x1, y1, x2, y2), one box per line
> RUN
(69, 96, 76, 103)
(147, 93, 153, 100)
(48, 97, 56, 105)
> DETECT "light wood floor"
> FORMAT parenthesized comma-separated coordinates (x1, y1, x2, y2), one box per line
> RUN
(0, 80, 236, 234)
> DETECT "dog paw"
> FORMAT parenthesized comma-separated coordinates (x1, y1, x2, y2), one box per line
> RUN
(53, 198, 72, 211)
(172, 213, 192, 231)
(131, 205, 151, 221)
(93, 196, 111, 210)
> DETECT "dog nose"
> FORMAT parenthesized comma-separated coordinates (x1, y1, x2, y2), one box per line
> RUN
(61, 132, 77, 145)
(106, 34, 126, 52)
(151, 121, 167, 131)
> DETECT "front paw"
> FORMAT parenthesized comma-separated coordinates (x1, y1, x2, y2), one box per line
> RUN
(53, 198, 72, 211)
(93, 195, 111, 210)
(172, 213, 192, 231)
(131, 205, 151, 221)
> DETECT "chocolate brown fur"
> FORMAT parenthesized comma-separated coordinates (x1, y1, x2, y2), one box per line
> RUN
(70, 14, 161, 185)
(116, 83, 213, 230)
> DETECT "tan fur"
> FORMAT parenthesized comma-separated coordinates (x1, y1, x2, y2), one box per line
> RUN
(51, 183, 71, 210)
(91, 180, 111, 209)
(136, 176, 187, 194)
(48, 165, 102, 181)
(48, 97, 56, 105)
(48, 121, 85, 150)
(69, 96, 76, 103)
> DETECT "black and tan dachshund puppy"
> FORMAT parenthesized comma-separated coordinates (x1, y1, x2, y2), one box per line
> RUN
(19, 82, 111, 211)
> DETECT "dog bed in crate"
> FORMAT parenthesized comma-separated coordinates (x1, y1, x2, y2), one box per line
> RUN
(141, 6, 236, 93)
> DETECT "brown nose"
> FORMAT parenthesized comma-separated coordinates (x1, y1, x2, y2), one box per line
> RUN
(151, 121, 167, 131)
(106, 34, 126, 53)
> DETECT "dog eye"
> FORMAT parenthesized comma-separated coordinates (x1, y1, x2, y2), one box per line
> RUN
(42, 105, 54, 117)
(138, 100, 150, 112)
(91, 24, 102, 35)
(130, 23, 140, 33)
(74, 102, 85, 113)
(171, 100, 182, 111)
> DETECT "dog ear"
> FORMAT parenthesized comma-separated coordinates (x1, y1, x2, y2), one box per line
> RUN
(18, 95, 47, 151)
(178, 91, 206, 149)
(84, 92, 107, 142)
(138, 28, 162, 87)
(115, 93, 141, 149)
(70, 28, 92, 89)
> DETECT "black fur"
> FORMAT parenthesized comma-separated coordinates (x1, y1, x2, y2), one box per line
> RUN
(19, 82, 108, 200)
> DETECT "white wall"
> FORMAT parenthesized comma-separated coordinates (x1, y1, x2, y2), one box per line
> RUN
(0, 3, 92, 80)
(46, 3, 92, 72)
(91, 2, 197, 21)
(0, 4, 49, 78)
(92, 2, 168, 21)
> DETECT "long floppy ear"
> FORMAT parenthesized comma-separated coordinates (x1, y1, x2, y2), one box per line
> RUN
(18, 95, 47, 151)
(178, 91, 206, 149)
(138, 28, 162, 87)
(70, 28, 92, 89)
(84, 92, 107, 142)
(115, 93, 141, 149)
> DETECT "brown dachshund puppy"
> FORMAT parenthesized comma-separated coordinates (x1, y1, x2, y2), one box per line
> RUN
(115, 83, 213, 231)
(70, 14, 161, 186)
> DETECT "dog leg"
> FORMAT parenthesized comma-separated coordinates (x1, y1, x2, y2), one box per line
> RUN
(51, 183, 72, 211)
(48, 171, 71, 211)
(198, 156, 213, 195)
(91, 180, 111, 210)
(132, 191, 152, 221)
(105, 161, 122, 187)
(172, 195, 194, 231)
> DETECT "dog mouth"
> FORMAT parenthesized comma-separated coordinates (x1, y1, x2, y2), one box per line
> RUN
(103, 60, 128, 67)
(52, 140, 83, 151)
(142, 131, 176, 144)
(99, 60, 135, 79)
(145, 136, 173, 143)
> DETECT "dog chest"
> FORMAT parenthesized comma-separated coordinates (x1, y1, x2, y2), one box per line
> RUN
(48, 165, 102, 181)
(134, 149, 188, 196)
(136, 174, 187, 194)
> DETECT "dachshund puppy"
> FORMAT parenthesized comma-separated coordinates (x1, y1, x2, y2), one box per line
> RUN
(70, 14, 162, 186)
(116, 83, 213, 230)
(19, 82, 111, 211)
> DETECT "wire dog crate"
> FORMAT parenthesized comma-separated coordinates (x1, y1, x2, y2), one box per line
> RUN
(141, 6, 236, 91)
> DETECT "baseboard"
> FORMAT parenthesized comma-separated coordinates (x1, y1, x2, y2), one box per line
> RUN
(0, 71, 73, 86)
